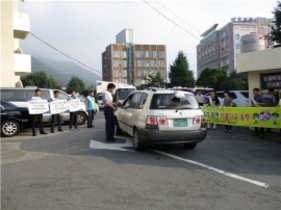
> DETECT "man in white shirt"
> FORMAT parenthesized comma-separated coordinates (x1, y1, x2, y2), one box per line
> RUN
(30, 88, 47, 136)
(49, 90, 63, 133)
(103, 83, 117, 141)
(196, 90, 204, 106)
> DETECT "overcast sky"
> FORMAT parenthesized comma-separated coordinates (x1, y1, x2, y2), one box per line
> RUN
(19, 0, 276, 79)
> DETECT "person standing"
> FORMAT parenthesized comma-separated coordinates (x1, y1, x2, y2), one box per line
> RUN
(87, 90, 96, 128)
(69, 90, 79, 130)
(30, 88, 47, 136)
(49, 90, 63, 133)
(207, 90, 220, 130)
(223, 90, 233, 133)
(252, 88, 265, 139)
(262, 88, 277, 133)
(103, 83, 116, 141)
(196, 90, 204, 106)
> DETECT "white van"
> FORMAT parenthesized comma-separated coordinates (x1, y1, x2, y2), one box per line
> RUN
(204, 90, 250, 107)
(0, 88, 88, 125)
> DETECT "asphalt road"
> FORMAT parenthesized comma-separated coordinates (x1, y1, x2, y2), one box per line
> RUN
(1, 111, 281, 210)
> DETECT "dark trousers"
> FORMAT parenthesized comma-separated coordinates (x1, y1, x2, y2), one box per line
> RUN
(104, 107, 115, 139)
(51, 114, 61, 131)
(225, 125, 232, 131)
(254, 127, 265, 136)
(87, 110, 94, 127)
(30, 114, 44, 133)
(69, 112, 78, 129)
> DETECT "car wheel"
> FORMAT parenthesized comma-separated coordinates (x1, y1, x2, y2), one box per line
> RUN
(1, 120, 20, 137)
(116, 120, 123, 135)
(77, 112, 86, 125)
(133, 128, 145, 150)
(183, 143, 197, 150)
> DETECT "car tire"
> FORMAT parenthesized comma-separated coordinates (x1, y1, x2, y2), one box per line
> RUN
(183, 143, 197, 150)
(1, 120, 20, 137)
(116, 120, 123, 135)
(133, 128, 145, 151)
(77, 112, 86, 125)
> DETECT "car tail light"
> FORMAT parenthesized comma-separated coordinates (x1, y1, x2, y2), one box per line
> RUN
(157, 116, 168, 125)
(193, 116, 201, 125)
(147, 116, 157, 125)
(147, 116, 168, 125)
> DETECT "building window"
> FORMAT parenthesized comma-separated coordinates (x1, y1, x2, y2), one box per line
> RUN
(152, 51, 158, 58)
(160, 71, 166, 76)
(145, 51, 150, 58)
(136, 60, 143, 67)
(159, 51, 165, 58)
(122, 79, 127, 83)
(113, 71, 119, 77)
(123, 70, 127, 77)
(136, 51, 143, 58)
(137, 70, 143, 76)
(121, 51, 127, 58)
(144, 60, 150, 67)
(113, 60, 119, 67)
(151, 60, 155, 66)
(160, 60, 165, 67)
(143, 70, 149, 76)
(113, 51, 120, 57)
(123, 60, 127, 68)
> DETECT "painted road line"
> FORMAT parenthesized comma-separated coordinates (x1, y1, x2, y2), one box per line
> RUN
(150, 149, 270, 188)
(90, 139, 134, 152)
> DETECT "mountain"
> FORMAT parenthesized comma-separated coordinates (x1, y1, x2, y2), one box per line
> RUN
(31, 57, 102, 87)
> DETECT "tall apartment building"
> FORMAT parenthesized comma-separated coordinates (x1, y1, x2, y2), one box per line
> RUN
(197, 17, 272, 77)
(102, 29, 166, 86)
(1, 0, 31, 87)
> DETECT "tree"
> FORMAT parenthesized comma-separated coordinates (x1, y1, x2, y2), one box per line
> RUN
(268, 1, 281, 45)
(169, 51, 195, 87)
(21, 71, 61, 89)
(220, 78, 246, 90)
(196, 68, 227, 90)
(66, 76, 86, 94)
(145, 72, 166, 88)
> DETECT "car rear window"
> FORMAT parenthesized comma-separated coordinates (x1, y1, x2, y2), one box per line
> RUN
(150, 93, 199, 109)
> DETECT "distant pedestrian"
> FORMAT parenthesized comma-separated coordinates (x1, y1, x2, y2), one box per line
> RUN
(87, 90, 96, 128)
(223, 90, 233, 133)
(49, 90, 63, 133)
(103, 83, 117, 141)
(262, 88, 276, 133)
(252, 88, 265, 139)
(207, 90, 220, 130)
(29, 88, 47, 136)
(69, 90, 79, 130)
(196, 90, 204, 106)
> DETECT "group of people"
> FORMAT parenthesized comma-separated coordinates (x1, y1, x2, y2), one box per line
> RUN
(30, 89, 98, 136)
(195, 88, 281, 139)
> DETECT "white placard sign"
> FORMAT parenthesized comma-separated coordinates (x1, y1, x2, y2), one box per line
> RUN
(49, 100, 69, 114)
(68, 99, 81, 112)
(28, 100, 49, 115)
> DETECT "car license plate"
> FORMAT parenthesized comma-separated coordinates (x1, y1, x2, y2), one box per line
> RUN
(173, 119, 187, 127)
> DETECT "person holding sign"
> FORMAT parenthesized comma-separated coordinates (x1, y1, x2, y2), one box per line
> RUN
(252, 88, 265, 139)
(207, 90, 220, 130)
(49, 90, 63, 133)
(87, 90, 96, 128)
(30, 89, 47, 136)
(223, 90, 233, 133)
(103, 83, 117, 141)
(69, 90, 79, 130)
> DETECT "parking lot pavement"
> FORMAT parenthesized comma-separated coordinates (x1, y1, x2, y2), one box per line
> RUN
(1, 112, 281, 210)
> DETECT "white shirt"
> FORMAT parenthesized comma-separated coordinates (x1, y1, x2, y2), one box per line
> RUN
(278, 99, 281, 107)
(31, 96, 42, 100)
(196, 94, 204, 103)
(103, 90, 113, 106)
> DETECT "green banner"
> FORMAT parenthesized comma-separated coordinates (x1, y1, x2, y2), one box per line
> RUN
(200, 107, 281, 129)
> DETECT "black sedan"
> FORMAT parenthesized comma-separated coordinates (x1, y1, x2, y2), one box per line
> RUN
(0, 101, 30, 137)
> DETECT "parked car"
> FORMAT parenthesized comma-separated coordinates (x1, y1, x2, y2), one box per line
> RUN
(0, 100, 30, 137)
(204, 90, 249, 107)
(96, 93, 104, 109)
(0, 88, 88, 125)
(115, 89, 207, 150)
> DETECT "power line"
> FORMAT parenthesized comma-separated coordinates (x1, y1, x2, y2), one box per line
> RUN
(29, 32, 102, 75)
(142, 0, 200, 40)
(154, 1, 202, 34)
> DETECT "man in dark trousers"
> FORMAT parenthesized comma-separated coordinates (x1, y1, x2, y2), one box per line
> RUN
(49, 90, 63, 133)
(30, 88, 47, 136)
(252, 88, 265, 139)
(103, 83, 116, 141)
(69, 90, 79, 130)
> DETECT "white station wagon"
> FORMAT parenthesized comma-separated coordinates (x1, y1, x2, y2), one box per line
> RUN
(115, 89, 207, 150)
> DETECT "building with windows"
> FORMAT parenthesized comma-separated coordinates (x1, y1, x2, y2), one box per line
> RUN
(197, 17, 272, 77)
(102, 29, 166, 85)
(1, 0, 31, 87)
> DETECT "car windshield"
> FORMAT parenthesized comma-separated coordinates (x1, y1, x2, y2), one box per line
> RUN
(97, 95, 103, 100)
(150, 93, 199, 109)
(116, 88, 135, 100)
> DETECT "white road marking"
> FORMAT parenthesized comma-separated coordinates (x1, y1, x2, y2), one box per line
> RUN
(150, 149, 270, 188)
(90, 139, 134, 152)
